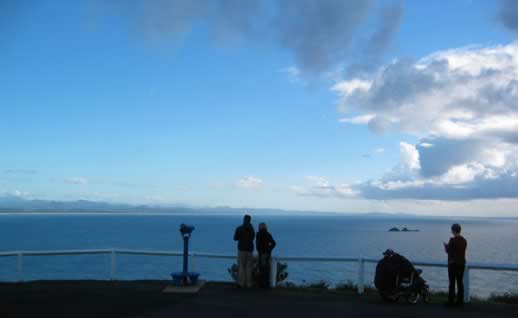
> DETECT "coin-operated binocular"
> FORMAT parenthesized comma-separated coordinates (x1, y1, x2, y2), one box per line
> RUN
(171, 224, 200, 286)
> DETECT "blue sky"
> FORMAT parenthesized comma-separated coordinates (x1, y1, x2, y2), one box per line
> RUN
(2, 0, 518, 216)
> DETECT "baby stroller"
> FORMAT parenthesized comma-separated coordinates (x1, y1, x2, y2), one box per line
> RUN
(374, 249, 431, 304)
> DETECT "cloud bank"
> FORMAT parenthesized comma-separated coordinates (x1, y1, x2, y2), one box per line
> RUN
(327, 43, 518, 200)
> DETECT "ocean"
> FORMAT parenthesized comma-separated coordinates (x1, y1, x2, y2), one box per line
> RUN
(1, 213, 517, 298)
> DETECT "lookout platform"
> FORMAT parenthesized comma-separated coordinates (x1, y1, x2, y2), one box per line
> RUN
(1, 281, 516, 318)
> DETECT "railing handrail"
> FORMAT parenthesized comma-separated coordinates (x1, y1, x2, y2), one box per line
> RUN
(2, 248, 518, 302)
(0, 249, 114, 257)
(2, 248, 518, 271)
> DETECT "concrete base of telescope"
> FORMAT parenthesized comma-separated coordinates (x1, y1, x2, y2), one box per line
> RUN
(162, 280, 206, 294)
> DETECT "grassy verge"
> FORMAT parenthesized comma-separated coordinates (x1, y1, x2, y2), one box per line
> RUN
(489, 293, 518, 304)
(276, 280, 517, 305)
(276, 280, 377, 296)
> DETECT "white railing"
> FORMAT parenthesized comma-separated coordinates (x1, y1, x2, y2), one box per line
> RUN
(2, 249, 518, 302)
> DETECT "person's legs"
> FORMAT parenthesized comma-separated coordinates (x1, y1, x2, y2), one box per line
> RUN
(447, 263, 456, 304)
(237, 251, 246, 287)
(456, 264, 465, 305)
(257, 253, 264, 287)
(258, 254, 270, 288)
(245, 251, 254, 288)
(263, 254, 271, 287)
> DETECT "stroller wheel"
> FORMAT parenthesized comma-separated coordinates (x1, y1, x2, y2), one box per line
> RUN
(406, 291, 420, 304)
(422, 287, 431, 303)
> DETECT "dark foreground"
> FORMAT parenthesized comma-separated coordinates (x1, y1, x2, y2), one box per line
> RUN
(1, 281, 516, 318)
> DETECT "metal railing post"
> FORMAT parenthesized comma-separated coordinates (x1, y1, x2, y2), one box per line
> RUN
(110, 250, 116, 281)
(270, 257, 278, 288)
(357, 257, 365, 294)
(464, 266, 470, 303)
(17, 253, 24, 282)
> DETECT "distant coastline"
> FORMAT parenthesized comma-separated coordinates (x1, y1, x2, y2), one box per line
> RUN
(1, 196, 517, 219)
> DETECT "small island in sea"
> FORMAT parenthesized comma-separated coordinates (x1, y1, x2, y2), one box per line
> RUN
(388, 227, 420, 232)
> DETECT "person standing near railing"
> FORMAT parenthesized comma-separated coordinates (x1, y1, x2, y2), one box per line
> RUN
(256, 222, 276, 288)
(233, 214, 255, 288)
(443, 223, 468, 307)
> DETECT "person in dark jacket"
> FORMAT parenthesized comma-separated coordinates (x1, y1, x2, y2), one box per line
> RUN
(233, 214, 255, 288)
(444, 223, 468, 306)
(256, 223, 276, 288)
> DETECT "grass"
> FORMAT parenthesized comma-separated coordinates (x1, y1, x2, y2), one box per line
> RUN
(335, 280, 377, 294)
(277, 280, 329, 291)
(277, 280, 376, 296)
(489, 293, 518, 304)
(276, 280, 518, 305)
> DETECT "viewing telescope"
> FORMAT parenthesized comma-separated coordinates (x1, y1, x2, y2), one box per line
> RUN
(171, 223, 200, 286)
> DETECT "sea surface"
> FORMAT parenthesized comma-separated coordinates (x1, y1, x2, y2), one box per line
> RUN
(1, 213, 518, 298)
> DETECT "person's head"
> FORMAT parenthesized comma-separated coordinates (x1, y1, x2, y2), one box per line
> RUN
(383, 249, 395, 257)
(451, 223, 462, 235)
(243, 214, 252, 225)
(259, 222, 267, 232)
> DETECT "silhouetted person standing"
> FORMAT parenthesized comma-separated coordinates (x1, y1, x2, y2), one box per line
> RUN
(256, 222, 276, 288)
(234, 214, 255, 288)
(444, 223, 468, 306)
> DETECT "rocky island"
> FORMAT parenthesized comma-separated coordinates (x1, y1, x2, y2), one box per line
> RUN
(388, 227, 419, 232)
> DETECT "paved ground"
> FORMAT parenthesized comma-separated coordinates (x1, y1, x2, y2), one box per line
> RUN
(1, 281, 516, 318)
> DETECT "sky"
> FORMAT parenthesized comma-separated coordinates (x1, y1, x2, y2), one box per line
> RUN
(1, 0, 518, 216)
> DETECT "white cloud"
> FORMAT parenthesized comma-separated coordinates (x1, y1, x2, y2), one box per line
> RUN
(360, 147, 385, 158)
(12, 190, 31, 197)
(332, 79, 372, 96)
(4, 169, 37, 175)
(400, 142, 420, 171)
(280, 66, 303, 84)
(357, 139, 518, 200)
(338, 114, 375, 124)
(440, 163, 486, 185)
(291, 176, 358, 199)
(144, 194, 168, 203)
(64, 177, 88, 185)
(238, 176, 263, 189)
(335, 42, 518, 138)
(330, 42, 518, 200)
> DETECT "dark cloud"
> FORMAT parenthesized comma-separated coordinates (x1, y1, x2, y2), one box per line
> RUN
(366, 4, 403, 57)
(95, 0, 402, 74)
(416, 139, 484, 178)
(497, 0, 518, 33)
(346, 3, 404, 75)
(273, 0, 373, 73)
(367, 59, 443, 110)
